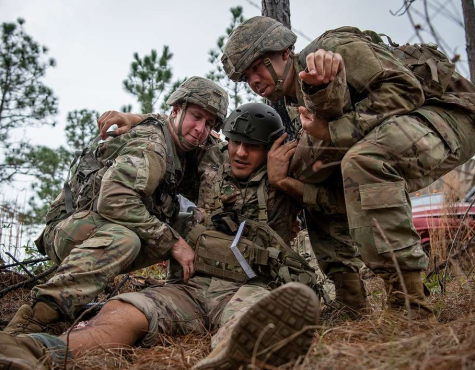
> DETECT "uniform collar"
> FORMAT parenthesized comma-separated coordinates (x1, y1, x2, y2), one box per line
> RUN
(223, 161, 268, 184)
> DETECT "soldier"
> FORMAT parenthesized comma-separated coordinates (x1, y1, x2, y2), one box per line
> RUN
(221, 16, 475, 319)
(0, 103, 320, 370)
(3, 76, 229, 335)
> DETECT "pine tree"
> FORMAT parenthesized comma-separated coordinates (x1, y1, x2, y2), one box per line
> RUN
(65, 109, 99, 150)
(123, 47, 174, 114)
(0, 18, 58, 182)
(27, 109, 99, 224)
(207, 6, 258, 111)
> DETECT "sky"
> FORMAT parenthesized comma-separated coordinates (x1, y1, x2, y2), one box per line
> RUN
(0, 0, 469, 199)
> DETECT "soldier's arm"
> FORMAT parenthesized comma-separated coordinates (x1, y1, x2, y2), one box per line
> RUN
(96, 135, 180, 258)
(267, 134, 304, 202)
(97, 111, 159, 139)
(271, 175, 346, 214)
(306, 37, 425, 153)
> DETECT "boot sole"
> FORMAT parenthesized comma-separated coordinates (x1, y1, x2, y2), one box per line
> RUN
(194, 282, 320, 369)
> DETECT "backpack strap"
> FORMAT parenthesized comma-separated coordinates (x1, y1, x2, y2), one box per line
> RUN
(212, 164, 226, 212)
(256, 178, 269, 223)
(63, 149, 85, 214)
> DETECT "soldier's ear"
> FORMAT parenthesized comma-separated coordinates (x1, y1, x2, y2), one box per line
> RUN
(281, 49, 291, 61)
(171, 104, 180, 117)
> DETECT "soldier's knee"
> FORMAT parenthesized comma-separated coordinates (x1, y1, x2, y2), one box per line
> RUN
(92, 300, 148, 328)
(341, 145, 394, 183)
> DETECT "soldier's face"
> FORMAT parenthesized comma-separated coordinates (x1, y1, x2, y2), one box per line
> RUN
(228, 139, 267, 180)
(242, 50, 293, 100)
(170, 104, 216, 151)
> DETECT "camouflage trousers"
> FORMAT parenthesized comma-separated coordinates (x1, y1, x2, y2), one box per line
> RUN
(111, 275, 270, 348)
(309, 106, 475, 274)
(32, 211, 145, 319)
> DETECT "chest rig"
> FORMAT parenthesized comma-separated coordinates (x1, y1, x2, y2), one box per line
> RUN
(185, 164, 320, 293)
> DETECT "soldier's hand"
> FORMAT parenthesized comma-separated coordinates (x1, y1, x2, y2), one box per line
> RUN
(299, 107, 331, 142)
(170, 237, 195, 283)
(268, 133, 297, 190)
(97, 111, 142, 139)
(299, 50, 344, 86)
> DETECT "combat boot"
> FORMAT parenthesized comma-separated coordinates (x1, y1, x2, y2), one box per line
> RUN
(193, 282, 320, 370)
(0, 332, 52, 370)
(3, 301, 60, 335)
(322, 272, 370, 319)
(380, 271, 436, 322)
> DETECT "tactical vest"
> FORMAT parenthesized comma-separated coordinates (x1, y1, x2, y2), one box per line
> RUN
(35, 117, 179, 255)
(183, 164, 320, 292)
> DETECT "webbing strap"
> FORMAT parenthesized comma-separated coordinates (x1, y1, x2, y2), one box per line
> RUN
(212, 165, 226, 212)
(82, 152, 102, 172)
(263, 54, 293, 101)
(159, 119, 177, 181)
(279, 266, 292, 283)
(256, 178, 268, 222)
(187, 224, 208, 245)
(63, 150, 84, 214)
(425, 58, 439, 82)
(196, 248, 235, 266)
(195, 261, 247, 283)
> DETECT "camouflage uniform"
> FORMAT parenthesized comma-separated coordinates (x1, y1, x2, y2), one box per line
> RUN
(30, 77, 228, 320)
(32, 119, 183, 318)
(223, 20, 475, 276)
(112, 138, 303, 348)
(289, 27, 475, 274)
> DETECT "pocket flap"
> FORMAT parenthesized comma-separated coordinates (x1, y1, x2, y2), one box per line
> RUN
(81, 236, 114, 249)
(360, 181, 407, 210)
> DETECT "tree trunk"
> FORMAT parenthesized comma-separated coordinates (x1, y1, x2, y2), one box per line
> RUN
(261, 0, 295, 139)
(462, 0, 475, 82)
(262, 0, 291, 27)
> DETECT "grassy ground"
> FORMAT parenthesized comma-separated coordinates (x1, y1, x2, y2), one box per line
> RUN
(1, 267, 474, 370)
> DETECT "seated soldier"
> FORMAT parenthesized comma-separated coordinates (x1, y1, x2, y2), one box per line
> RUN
(0, 103, 320, 370)
(3, 77, 229, 335)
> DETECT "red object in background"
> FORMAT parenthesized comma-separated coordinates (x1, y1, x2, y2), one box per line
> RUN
(411, 192, 475, 247)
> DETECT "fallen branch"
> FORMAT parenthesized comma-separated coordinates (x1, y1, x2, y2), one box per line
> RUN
(0, 265, 58, 299)
(0, 257, 50, 270)
(5, 252, 35, 278)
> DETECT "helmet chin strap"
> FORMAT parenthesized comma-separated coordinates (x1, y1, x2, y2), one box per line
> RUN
(263, 53, 293, 102)
(170, 102, 202, 151)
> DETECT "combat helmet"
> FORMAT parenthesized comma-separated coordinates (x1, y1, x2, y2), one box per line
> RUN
(166, 76, 229, 150)
(222, 16, 297, 101)
(222, 102, 284, 148)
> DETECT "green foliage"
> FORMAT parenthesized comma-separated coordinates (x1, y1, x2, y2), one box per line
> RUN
(123, 46, 174, 114)
(27, 109, 98, 225)
(0, 18, 58, 182)
(27, 145, 72, 225)
(65, 109, 99, 150)
(207, 7, 258, 111)
(121, 104, 132, 113)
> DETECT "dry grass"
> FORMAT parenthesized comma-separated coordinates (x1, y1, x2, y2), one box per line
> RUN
(2, 181, 475, 369)
(1, 270, 474, 370)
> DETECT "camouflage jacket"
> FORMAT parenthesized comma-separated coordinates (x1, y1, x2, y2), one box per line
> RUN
(298, 27, 475, 152)
(38, 116, 216, 258)
(196, 143, 301, 245)
(288, 26, 475, 212)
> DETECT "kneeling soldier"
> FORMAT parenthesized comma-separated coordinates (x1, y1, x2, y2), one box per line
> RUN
(4, 77, 228, 335)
